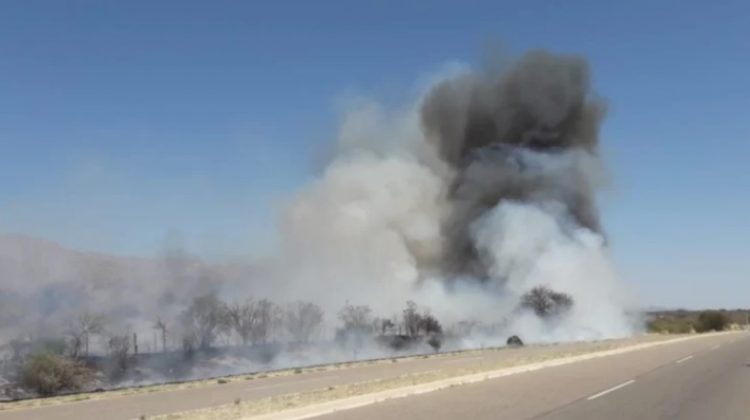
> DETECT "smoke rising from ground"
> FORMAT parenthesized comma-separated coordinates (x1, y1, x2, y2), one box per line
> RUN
(0, 49, 637, 395)
(276, 49, 632, 339)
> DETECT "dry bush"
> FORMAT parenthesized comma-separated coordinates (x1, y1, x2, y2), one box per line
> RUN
(695, 310, 730, 333)
(20, 352, 94, 396)
(180, 293, 230, 349)
(520, 286, 574, 318)
(284, 301, 324, 344)
(646, 317, 694, 334)
(427, 335, 442, 352)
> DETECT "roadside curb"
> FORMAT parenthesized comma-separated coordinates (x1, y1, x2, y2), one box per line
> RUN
(249, 332, 740, 420)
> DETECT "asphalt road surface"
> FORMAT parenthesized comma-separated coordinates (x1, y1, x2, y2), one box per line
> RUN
(0, 334, 744, 420)
(321, 332, 750, 420)
(0, 337, 652, 420)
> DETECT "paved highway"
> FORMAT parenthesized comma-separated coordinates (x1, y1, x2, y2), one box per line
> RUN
(0, 334, 743, 420)
(321, 332, 749, 420)
(0, 337, 660, 420)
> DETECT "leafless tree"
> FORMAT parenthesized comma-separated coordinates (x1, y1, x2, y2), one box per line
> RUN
(67, 312, 106, 358)
(250, 299, 278, 345)
(402, 301, 422, 337)
(520, 286, 574, 318)
(284, 301, 324, 344)
(338, 303, 373, 333)
(227, 299, 256, 346)
(153, 318, 168, 352)
(336, 303, 374, 357)
(399, 302, 443, 338)
(180, 293, 230, 350)
(106, 333, 131, 375)
(376, 318, 396, 335)
(419, 313, 443, 336)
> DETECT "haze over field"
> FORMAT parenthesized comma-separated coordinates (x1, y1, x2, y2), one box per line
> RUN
(0, 50, 635, 363)
(3, 0, 750, 409)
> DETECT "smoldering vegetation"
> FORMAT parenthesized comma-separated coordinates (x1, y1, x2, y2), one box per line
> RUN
(1, 48, 642, 398)
(0, 238, 515, 399)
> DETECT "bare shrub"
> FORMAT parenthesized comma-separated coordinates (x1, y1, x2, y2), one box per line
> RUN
(377, 318, 396, 335)
(402, 301, 421, 337)
(284, 301, 324, 344)
(520, 286, 574, 318)
(337, 303, 373, 335)
(67, 312, 106, 358)
(420, 314, 443, 335)
(227, 299, 256, 345)
(336, 303, 374, 355)
(180, 293, 230, 350)
(250, 299, 280, 345)
(106, 333, 131, 377)
(427, 335, 442, 352)
(20, 352, 94, 396)
(401, 301, 443, 337)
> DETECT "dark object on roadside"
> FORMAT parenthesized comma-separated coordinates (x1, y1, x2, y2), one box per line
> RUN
(507, 335, 524, 347)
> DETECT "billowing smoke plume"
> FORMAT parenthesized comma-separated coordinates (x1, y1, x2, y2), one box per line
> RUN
(422, 51, 605, 278)
(277, 49, 633, 340)
(0, 49, 636, 395)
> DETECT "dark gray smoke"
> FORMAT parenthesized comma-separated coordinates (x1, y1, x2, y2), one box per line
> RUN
(276, 48, 632, 341)
(0, 50, 635, 396)
(419, 50, 607, 280)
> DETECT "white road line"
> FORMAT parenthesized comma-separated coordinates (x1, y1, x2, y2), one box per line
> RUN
(676, 355, 694, 364)
(587, 379, 635, 400)
(711, 344, 721, 350)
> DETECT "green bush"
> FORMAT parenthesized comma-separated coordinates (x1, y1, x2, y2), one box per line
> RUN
(695, 310, 730, 333)
(20, 352, 94, 396)
(646, 318, 694, 334)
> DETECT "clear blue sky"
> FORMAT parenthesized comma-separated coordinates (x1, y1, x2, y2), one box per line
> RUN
(1, 0, 748, 308)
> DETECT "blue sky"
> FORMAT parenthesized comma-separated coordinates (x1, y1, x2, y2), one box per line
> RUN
(1, 0, 749, 308)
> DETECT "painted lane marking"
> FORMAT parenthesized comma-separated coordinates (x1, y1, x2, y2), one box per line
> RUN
(711, 344, 721, 350)
(587, 379, 635, 400)
(676, 355, 694, 364)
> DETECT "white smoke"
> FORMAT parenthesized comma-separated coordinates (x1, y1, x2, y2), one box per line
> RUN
(267, 55, 636, 342)
(473, 201, 633, 340)
(0, 50, 637, 366)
